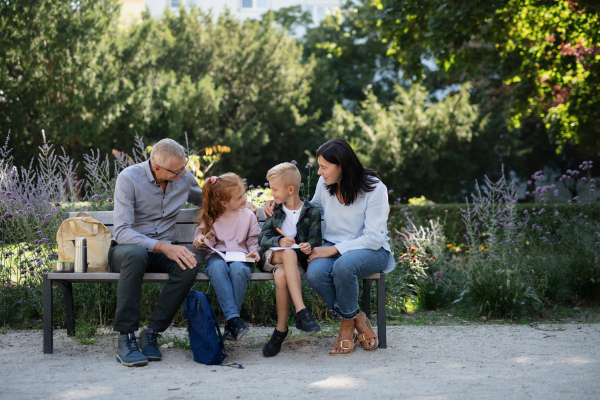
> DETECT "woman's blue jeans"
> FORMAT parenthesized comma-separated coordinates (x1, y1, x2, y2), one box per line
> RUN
(204, 255, 253, 321)
(306, 243, 389, 319)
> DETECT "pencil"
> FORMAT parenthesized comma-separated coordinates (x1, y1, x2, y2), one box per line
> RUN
(276, 227, 288, 237)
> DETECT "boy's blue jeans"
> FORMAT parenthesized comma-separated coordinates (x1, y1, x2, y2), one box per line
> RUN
(204, 255, 253, 321)
(306, 242, 389, 319)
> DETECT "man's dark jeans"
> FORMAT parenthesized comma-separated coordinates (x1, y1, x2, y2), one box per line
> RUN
(109, 244, 198, 333)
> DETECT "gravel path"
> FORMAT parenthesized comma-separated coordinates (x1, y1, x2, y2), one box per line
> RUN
(1, 323, 599, 400)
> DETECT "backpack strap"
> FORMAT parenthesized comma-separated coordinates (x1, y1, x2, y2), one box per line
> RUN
(211, 307, 229, 362)
(222, 362, 244, 369)
(68, 220, 98, 236)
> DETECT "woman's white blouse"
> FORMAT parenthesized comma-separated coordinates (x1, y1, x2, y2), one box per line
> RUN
(311, 176, 396, 273)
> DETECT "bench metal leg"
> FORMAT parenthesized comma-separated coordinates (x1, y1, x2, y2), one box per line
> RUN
(376, 273, 386, 348)
(362, 279, 373, 319)
(43, 274, 53, 354)
(55, 281, 75, 336)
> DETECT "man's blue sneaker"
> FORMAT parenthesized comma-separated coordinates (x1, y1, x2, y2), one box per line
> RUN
(116, 333, 148, 367)
(138, 327, 163, 361)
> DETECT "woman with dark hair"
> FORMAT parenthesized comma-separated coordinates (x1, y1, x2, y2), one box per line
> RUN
(265, 138, 395, 355)
(306, 138, 395, 355)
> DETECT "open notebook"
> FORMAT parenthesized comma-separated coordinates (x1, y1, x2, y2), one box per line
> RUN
(206, 245, 255, 263)
(268, 244, 301, 251)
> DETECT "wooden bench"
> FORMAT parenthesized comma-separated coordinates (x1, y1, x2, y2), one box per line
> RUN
(42, 209, 386, 354)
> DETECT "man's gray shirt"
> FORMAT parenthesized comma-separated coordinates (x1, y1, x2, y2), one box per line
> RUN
(113, 160, 203, 252)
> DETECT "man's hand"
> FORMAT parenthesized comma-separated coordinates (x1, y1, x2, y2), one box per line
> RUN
(263, 200, 275, 218)
(299, 242, 311, 254)
(247, 249, 260, 263)
(156, 242, 197, 270)
(278, 236, 296, 247)
(307, 246, 339, 263)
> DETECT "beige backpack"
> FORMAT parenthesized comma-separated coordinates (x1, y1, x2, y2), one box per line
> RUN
(56, 212, 112, 273)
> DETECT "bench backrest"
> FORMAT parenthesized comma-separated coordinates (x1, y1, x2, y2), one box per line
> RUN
(66, 209, 267, 245)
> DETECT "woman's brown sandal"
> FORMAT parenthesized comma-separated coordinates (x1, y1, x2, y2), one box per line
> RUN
(355, 311, 378, 351)
(329, 333, 356, 355)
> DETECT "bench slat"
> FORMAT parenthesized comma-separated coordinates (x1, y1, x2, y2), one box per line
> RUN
(97, 225, 196, 243)
(46, 272, 381, 282)
(67, 208, 266, 227)
(68, 209, 202, 226)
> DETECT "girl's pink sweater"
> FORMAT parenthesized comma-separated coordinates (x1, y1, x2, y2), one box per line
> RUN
(194, 208, 260, 255)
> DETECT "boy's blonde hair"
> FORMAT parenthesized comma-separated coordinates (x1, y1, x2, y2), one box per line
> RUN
(267, 162, 301, 191)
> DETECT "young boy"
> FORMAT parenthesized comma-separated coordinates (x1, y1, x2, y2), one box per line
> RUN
(258, 162, 323, 357)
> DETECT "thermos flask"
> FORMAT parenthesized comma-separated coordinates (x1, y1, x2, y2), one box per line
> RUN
(74, 237, 88, 273)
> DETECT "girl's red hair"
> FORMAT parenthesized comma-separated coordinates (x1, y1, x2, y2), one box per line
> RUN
(197, 172, 245, 235)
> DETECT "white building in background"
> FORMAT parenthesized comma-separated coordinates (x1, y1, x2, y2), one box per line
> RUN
(119, 0, 342, 31)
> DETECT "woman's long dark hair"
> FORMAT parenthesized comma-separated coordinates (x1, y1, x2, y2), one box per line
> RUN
(317, 139, 379, 205)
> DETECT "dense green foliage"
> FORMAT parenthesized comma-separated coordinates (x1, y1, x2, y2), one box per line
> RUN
(1, 2, 320, 183)
(3, 1, 599, 198)
(374, 0, 600, 155)
(0, 0, 122, 156)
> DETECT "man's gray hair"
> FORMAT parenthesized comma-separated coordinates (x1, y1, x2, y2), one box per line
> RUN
(150, 139, 186, 166)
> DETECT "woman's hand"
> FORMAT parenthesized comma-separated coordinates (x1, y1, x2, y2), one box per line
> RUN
(247, 249, 260, 263)
(263, 200, 275, 218)
(308, 246, 339, 262)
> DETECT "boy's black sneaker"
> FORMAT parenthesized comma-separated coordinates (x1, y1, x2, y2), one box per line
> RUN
(116, 333, 148, 367)
(295, 308, 320, 334)
(138, 327, 162, 361)
(223, 317, 248, 341)
(263, 328, 288, 357)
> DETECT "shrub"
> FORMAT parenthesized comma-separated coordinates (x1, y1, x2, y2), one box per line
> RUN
(462, 256, 541, 318)
(568, 249, 600, 303)
(388, 165, 600, 319)
(413, 265, 462, 311)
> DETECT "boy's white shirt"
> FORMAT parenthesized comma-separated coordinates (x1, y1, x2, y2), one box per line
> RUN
(280, 203, 303, 237)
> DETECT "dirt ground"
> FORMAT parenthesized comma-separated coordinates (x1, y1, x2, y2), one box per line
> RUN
(1, 322, 599, 400)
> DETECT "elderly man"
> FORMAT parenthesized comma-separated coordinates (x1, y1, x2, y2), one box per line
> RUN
(110, 138, 202, 367)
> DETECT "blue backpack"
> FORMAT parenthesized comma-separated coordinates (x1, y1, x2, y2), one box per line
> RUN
(184, 290, 228, 365)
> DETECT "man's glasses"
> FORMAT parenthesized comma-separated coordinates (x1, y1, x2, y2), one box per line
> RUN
(156, 156, 189, 177)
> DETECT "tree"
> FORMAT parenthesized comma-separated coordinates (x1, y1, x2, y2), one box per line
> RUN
(1, 3, 321, 185)
(301, 2, 404, 117)
(154, 8, 320, 182)
(323, 84, 496, 201)
(0, 0, 123, 161)
(374, 0, 600, 155)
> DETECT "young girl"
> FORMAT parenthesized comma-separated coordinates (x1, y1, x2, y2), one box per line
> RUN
(193, 173, 261, 341)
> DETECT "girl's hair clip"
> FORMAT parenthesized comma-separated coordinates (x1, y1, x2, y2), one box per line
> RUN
(210, 176, 218, 185)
